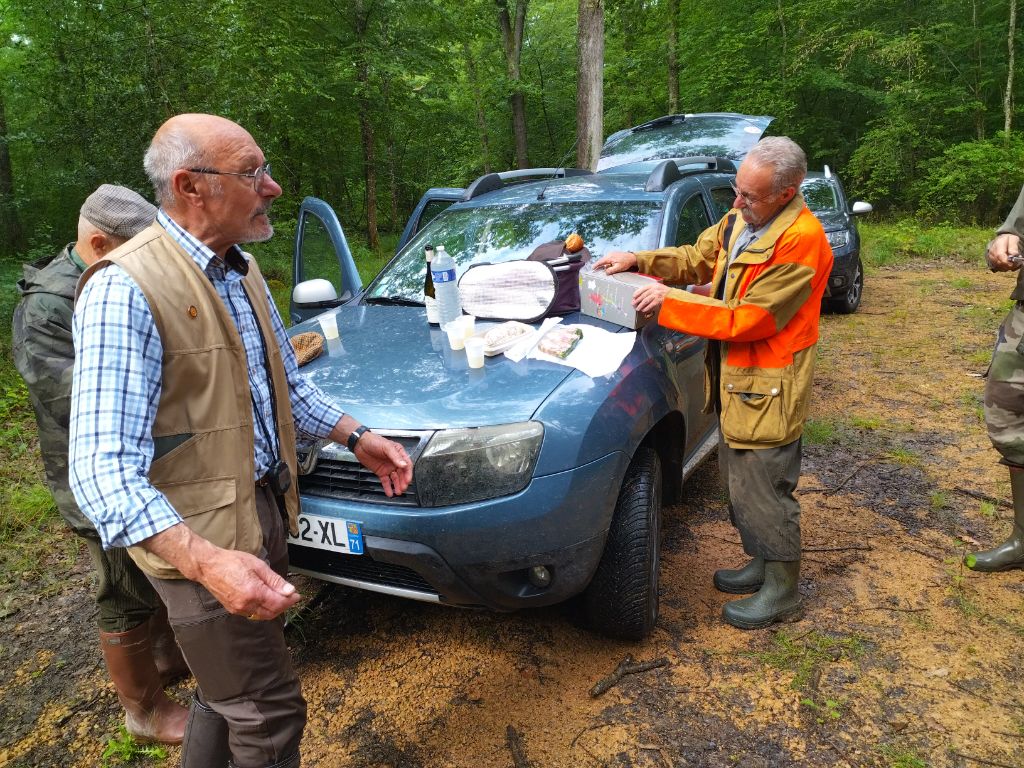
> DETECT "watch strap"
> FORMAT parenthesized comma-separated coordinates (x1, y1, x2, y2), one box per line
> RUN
(346, 425, 369, 452)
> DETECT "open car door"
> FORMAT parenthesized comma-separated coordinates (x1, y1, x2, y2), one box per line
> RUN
(395, 187, 464, 253)
(290, 197, 363, 324)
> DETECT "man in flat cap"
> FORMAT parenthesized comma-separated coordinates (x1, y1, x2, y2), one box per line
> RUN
(12, 184, 190, 745)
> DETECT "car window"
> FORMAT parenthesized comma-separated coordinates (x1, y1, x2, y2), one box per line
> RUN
(675, 194, 711, 247)
(419, 199, 456, 230)
(297, 210, 344, 297)
(801, 178, 840, 212)
(708, 186, 736, 219)
(367, 201, 663, 301)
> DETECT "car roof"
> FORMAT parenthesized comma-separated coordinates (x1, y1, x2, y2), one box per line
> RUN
(448, 171, 674, 209)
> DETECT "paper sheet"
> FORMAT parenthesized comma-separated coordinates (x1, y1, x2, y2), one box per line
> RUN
(505, 320, 636, 378)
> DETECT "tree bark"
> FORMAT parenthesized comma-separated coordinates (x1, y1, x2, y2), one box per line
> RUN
(496, 0, 529, 168)
(576, 0, 604, 171)
(463, 41, 492, 174)
(1006, 0, 1017, 140)
(667, 0, 679, 113)
(0, 89, 22, 255)
(354, 0, 379, 250)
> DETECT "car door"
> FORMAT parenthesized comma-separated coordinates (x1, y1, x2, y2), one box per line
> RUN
(395, 187, 464, 254)
(290, 197, 363, 324)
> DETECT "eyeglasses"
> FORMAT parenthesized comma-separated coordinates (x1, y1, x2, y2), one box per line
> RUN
(729, 182, 774, 207)
(188, 162, 272, 191)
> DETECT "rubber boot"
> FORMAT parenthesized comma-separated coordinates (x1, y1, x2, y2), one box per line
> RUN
(713, 556, 765, 594)
(722, 560, 803, 630)
(181, 694, 231, 768)
(100, 623, 189, 744)
(967, 467, 1024, 572)
(148, 606, 191, 685)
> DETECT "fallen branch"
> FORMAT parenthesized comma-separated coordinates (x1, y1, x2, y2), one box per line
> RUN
(953, 486, 1013, 509)
(803, 544, 873, 553)
(948, 752, 1020, 768)
(56, 692, 102, 727)
(862, 605, 928, 613)
(826, 459, 874, 495)
(506, 725, 531, 768)
(590, 655, 669, 698)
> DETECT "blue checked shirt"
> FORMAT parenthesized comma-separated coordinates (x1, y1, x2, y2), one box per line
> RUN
(69, 211, 345, 549)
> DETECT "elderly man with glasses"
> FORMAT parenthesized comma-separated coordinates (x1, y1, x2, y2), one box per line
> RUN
(69, 113, 413, 768)
(594, 136, 833, 630)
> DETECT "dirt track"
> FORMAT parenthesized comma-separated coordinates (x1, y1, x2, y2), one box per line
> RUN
(2, 262, 1024, 768)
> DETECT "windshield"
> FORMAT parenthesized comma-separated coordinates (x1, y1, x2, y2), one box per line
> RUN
(801, 178, 840, 213)
(366, 200, 663, 302)
(598, 115, 770, 171)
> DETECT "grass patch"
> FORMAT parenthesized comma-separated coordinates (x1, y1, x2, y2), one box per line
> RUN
(849, 415, 886, 430)
(884, 446, 922, 467)
(752, 630, 868, 690)
(803, 418, 841, 445)
(101, 725, 168, 767)
(877, 742, 928, 768)
(860, 220, 990, 269)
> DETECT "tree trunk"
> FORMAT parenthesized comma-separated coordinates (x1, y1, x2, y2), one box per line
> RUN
(354, 0, 379, 250)
(576, 0, 604, 171)
(497, 0, 529, 168)
(0, 89, 22, 255)
(1006, 0, 1017, 140)
(667, 0, 679, 113)
(463, 41, 492, 174)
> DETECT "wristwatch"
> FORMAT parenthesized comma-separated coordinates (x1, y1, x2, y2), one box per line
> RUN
(346, 425, 370, 452)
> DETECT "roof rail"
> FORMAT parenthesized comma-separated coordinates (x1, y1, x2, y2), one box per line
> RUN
(461, 167, 591, 201)
(644, 156, 737, 192)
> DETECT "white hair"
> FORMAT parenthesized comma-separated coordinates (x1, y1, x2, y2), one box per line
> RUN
(746, 136, 807, 194)
(143, 125, 220, 206)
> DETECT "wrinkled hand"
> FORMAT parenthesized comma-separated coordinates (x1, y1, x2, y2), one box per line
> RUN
(592, 250, 638, 275)
(632, 282, 672, 314)
(987, 233, 1022, 272)
(355, 433, 412, 497)
(197, 548, 300, 621)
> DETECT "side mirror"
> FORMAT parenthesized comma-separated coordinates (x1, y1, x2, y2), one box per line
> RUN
(292, 278, 341, 309)
(850, 201, 873, 216)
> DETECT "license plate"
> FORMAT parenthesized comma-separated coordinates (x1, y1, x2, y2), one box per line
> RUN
(288, 513, 364, 555)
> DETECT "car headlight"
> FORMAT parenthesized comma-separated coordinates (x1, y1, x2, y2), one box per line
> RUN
(826, 229, 851, 249)
(416, 421, 544, 507)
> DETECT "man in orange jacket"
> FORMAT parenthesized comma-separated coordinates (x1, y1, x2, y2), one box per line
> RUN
(595, 136, 833, 629)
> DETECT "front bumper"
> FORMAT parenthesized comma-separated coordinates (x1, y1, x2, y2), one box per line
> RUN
(825, 250, 859, 297)
(288, 450, 628, 611)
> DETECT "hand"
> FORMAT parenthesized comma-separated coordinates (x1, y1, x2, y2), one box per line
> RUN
(197, 548, 301, 620)
(592, 250, 638, 275)
(354, 432, 413, 497)
(987, 233, 1022, 272)
(632, 282, 672, 314)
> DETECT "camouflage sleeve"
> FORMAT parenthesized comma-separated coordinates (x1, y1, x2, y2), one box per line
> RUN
(998, 185, 1024, 238)
(12, 294, 96, 537)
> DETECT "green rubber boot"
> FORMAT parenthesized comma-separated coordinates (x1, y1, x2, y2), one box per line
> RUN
(722, 560, 803, 630)
(713, 556, 765, 594)
(967, 468, 1024, 572)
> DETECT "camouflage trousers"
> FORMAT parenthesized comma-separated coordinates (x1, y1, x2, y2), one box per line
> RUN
(985, 302, 1024, 468)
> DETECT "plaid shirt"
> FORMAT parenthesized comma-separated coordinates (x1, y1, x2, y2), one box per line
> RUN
(69, 211, 344, 548)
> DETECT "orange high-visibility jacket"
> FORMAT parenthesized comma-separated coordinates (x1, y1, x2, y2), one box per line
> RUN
(635, 194, 833, 449)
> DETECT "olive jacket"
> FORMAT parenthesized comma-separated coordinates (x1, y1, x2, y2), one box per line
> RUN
(634, 194, 833, 449)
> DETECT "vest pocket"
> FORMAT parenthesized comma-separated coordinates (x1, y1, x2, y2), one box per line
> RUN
(159, 476, 238, 548)
(720, 374, 788, 443)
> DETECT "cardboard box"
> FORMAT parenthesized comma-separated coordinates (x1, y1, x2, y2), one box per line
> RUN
(578, 265, 660, 329)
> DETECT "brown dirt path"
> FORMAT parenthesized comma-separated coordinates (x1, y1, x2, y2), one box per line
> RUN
(2, 263, 1023, 768)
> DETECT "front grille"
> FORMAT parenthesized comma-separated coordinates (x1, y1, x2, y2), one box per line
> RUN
(298, 434, 422, 506)
(289, 544, 437, 596)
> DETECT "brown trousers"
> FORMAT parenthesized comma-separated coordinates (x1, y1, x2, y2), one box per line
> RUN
(148, 486, 306, 767)
(717, 437, 803, 561)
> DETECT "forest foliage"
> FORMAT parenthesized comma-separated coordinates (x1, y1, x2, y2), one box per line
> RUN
(0, 0, 1021, 262)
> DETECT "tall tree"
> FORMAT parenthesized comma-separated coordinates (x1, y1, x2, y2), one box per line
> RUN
(576, 0, 604, 170)
(666, 0, 679, 113)
(496, 0, 529, 168)
(1006, 0, 1018, 139)
(0, 89, 21, 255)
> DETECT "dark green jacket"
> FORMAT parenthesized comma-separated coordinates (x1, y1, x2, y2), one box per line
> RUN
(12, 245, 97, 537)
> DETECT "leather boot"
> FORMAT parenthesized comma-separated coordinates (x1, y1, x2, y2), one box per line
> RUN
(722, 560, 803, 630)
(967, 467, 1024, 572)
(714, 555, 765, 594)
(148, 606, 191, 685)
(100, 623, 189, 744)
(181, 694, 231, 768)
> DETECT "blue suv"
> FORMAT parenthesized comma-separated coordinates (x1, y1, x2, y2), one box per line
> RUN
(283, 118, 784, 639)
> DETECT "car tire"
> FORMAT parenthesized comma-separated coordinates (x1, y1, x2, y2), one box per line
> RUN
(828, 257, 863, 314)
(581, 447, 662, 640)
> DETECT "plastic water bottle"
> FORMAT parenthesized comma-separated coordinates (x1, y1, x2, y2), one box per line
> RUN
(430, 245, 462, 326)
(423, 245, 440, 325)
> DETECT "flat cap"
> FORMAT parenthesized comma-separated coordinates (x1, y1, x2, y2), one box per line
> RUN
(80, 184, 157, 239)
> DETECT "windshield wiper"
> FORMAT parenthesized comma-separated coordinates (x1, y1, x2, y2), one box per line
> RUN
(364, 295, 424, 307)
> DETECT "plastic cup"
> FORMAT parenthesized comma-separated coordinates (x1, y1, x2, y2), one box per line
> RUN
(444, 321, 465, 350)
(465, 337, 485, 368)
(461, 315, 476, 339)
(319, 312, 339, 340)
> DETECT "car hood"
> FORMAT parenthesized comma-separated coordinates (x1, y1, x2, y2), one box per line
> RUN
(290, 306, 580, 430)
(598, 113, 774, 172)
